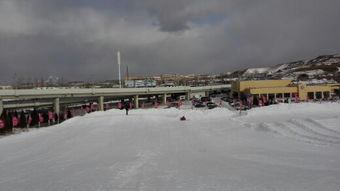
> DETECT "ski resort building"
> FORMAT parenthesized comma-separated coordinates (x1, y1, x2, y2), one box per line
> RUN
(231, 80, 340, 101)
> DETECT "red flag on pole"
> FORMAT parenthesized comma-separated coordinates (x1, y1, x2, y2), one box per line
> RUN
(12, 116, 19, 127)
(259, 100, 263, 107)
(28, 116, 33, 126)
(263, 96, 267, 104)
(48, 111, 54, 120)
(239, 101, 243, 110)
(38, 113, 44, 123)
(0, 119, 5, 129)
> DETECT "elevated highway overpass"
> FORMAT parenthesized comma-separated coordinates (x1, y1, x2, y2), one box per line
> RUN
(0, 85, 230, 115)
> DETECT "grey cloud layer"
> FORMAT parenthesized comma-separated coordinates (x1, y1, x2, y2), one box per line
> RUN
(1, 0, 340, 83)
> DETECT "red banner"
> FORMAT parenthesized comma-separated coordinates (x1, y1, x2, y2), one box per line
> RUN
(12, 116, 19, 127)
(0, 119, 5, 129)
(48, 111, 54, 120)
(263, 96, 267, 104)
(38, 113, 44, 123)
(258, 100, 263, 107)
(28, 116, 33, 125)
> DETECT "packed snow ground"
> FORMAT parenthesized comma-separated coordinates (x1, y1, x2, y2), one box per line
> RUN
(1, 103, 340, 191)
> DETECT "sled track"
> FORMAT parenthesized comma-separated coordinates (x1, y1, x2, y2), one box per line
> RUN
(260, 120, 340, 147)
(288, 119, 340, 141)
(304, 118, 340, 135)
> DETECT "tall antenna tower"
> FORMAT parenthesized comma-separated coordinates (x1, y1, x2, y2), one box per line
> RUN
(117, 51, 122, 88)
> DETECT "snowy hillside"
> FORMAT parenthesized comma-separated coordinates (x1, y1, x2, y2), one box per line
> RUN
(1, 103, 340, 191)
(236, 54, 340, 83)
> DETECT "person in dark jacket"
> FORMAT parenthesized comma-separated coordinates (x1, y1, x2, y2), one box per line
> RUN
(19, 110, 27, 128)
(31, 109, 39, 127)
(124, 102, 129, 115)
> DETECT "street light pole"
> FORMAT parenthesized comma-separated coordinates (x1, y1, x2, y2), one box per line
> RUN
(117, 51, 122, 88)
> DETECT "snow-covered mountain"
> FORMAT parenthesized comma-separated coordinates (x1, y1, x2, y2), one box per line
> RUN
(232, 54, 340, 84)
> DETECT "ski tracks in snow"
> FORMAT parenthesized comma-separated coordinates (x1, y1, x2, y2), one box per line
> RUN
(244, 118, 340, 147)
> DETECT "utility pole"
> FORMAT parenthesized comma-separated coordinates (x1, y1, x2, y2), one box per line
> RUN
(126, 65, 129, 81)
(117, 51, 122, 88)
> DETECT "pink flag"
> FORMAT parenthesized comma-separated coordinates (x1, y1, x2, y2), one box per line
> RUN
(38, 113, 44, 123)
(259, 100, 263, 107)
(91, 104, 95, 111)
(263, 96, 267, 104)
(48, 111, 54, 120)
(12, 116, 19, 127)
(191, 99, 196, 105)
(239, 101, 243, 110)
(86, 106, 90, 113)
(118, 102, 122, 109)
(0, 119, 5, 129)
(249, 97, 254, 105)
(28, 116, 33, 125)
(295, 97, 300, 103)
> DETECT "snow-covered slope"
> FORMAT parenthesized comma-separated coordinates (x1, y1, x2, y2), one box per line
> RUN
(1, 103, 340, 191)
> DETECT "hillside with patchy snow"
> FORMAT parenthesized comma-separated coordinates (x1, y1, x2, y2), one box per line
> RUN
(1, 103, 340, 191)
(232, 54, 340, 83)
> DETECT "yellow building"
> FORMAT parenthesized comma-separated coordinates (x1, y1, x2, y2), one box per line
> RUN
(231, 80, 340, 101)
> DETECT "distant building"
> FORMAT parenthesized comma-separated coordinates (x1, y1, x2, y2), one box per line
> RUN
(231, 79, 340, 101)
(124, 79, 156, 88)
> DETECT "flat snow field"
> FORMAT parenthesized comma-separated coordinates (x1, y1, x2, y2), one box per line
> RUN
(1, 103, 340, 191)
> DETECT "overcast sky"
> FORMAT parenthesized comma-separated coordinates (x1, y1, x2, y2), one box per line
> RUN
(1, 0, 340, 84)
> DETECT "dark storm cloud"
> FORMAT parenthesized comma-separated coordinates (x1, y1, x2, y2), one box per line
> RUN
(1, 0, 340, 84)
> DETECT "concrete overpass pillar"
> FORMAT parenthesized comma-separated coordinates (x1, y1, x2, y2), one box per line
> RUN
(186, 92, 191, 101)
(98, 96, 104, 111)
(53, 98, 60, 114)
(0, 99, 3, 116)
(134, 95, 139, 109)
(163, 93, 167, 105)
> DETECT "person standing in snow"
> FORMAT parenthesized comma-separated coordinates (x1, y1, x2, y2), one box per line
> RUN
(124, 102, 129, 115)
